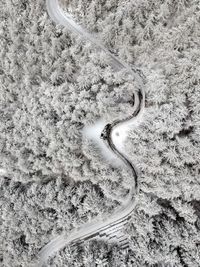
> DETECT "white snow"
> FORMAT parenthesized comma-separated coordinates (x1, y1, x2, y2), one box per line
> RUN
(0, 168, 7, 176)
(82, 119, 125, 167)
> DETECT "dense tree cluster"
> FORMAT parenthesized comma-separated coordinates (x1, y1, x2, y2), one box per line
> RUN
(0, 176, 119, 266)
(52, 0, 200, 265)
(0, 0, 137, 184)
(0, 0, 200, 266)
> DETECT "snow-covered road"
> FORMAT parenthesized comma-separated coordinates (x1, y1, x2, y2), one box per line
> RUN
(35, 0, 145, 266)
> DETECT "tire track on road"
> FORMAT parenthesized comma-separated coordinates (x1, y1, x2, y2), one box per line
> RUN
(35, 1, 145, 265)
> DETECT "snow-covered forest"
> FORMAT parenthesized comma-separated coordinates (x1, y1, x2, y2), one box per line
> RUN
(0, 0, 200, 266)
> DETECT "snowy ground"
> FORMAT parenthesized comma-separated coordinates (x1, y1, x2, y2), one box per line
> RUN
(1, 0, 200, 266)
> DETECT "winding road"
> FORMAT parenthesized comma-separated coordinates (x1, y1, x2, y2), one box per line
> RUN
(35, 0, 145, 266)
